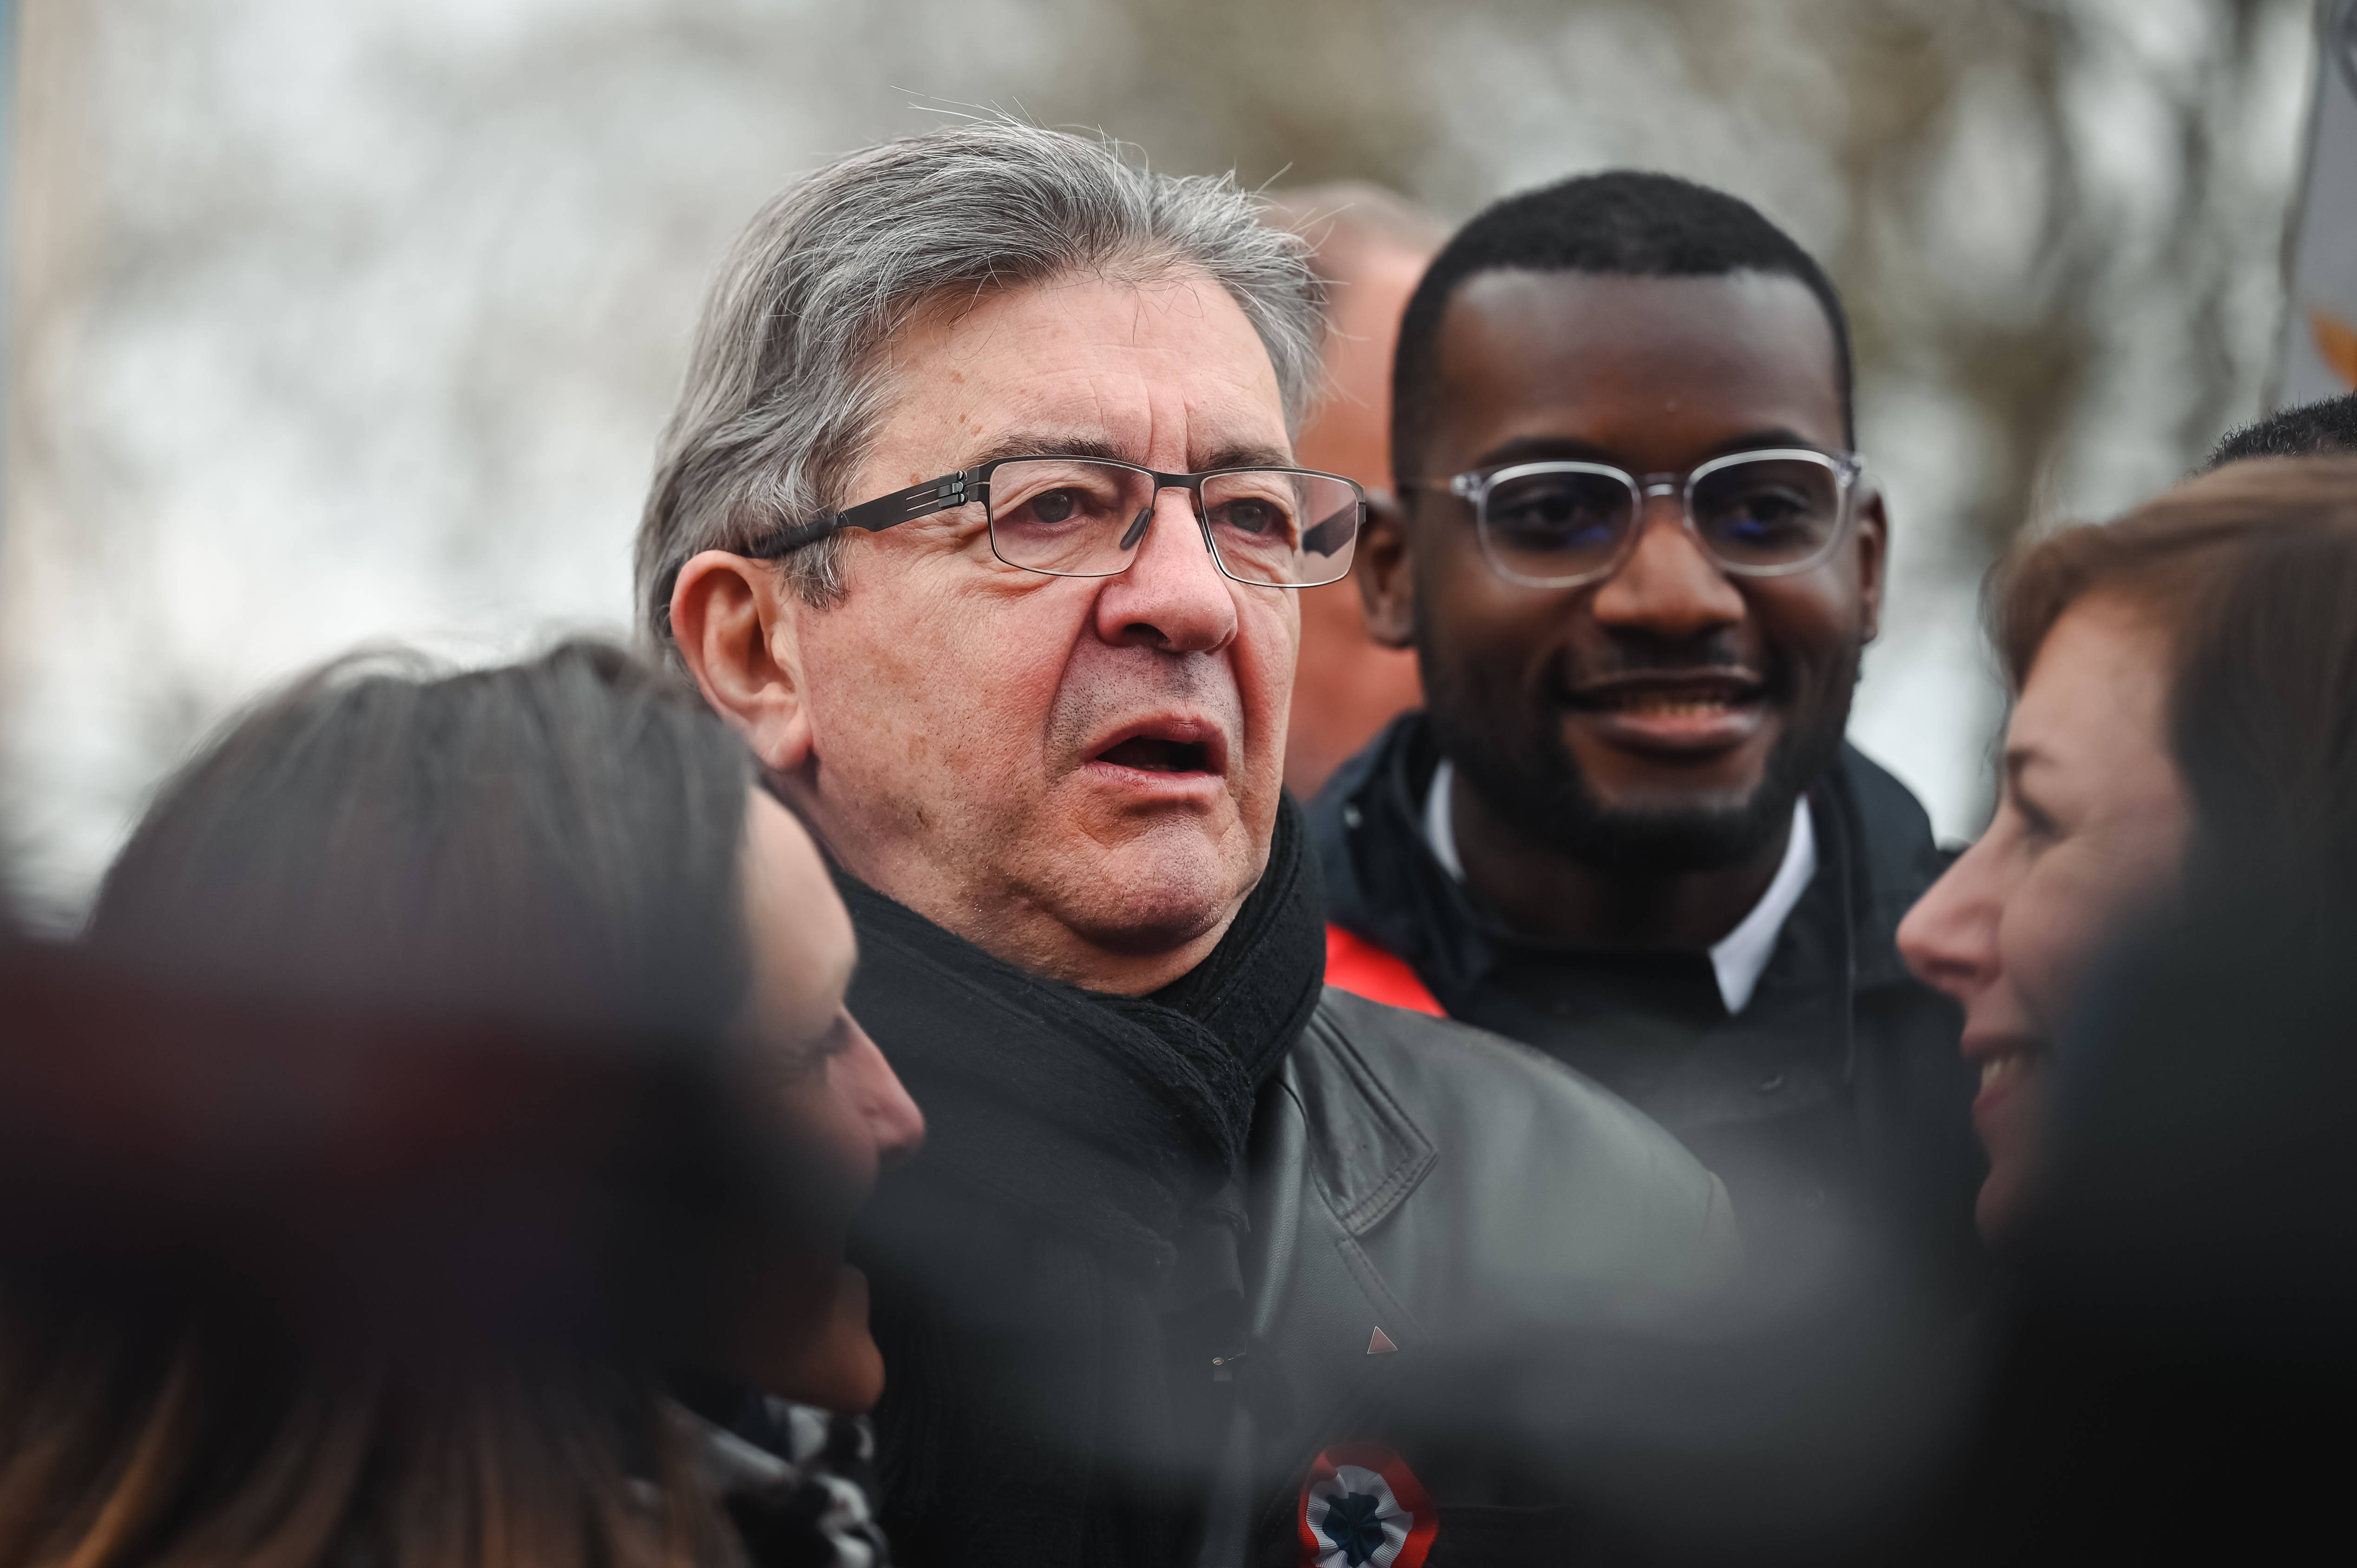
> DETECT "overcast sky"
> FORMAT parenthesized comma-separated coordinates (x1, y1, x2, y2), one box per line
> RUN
(0, 0, 2317, 925)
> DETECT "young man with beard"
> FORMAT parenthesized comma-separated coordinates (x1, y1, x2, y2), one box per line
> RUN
(1313, 172, 1982, 1306)
(640, 126, 1738, 1568)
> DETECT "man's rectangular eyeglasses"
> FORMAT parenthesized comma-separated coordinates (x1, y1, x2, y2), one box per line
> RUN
(742, 456, 1366, 589)
(1403, 447, 1865, 590)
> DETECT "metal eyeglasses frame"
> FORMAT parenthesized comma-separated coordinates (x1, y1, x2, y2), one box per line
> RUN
(741, 455, 1366, 588)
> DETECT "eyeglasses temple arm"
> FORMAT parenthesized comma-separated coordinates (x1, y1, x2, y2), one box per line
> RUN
(1300, 502, 1362, 558)
(740, 468, 982, 560)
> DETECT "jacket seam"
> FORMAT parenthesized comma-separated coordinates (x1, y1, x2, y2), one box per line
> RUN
(1334, 1232, 1430, 1346)
(1338, 1145, 1439, 1237)
(1307, 1005, 1439, 1235)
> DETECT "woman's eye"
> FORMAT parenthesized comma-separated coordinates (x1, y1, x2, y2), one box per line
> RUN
(801, 1010, 852, 1063)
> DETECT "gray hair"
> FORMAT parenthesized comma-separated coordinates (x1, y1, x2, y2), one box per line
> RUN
(636, 122, 1326, 649)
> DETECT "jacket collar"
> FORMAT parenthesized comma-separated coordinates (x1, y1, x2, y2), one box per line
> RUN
(1307, 713, 1946, 1002)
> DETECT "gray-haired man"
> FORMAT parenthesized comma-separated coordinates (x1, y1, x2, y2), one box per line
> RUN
(640, 123, 1736, 1568)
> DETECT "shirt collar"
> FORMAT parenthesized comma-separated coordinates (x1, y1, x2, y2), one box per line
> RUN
(1423, 757, 1818, 1016)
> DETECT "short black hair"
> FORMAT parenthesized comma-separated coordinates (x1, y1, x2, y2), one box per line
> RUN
(2206, 393, 2357, 469)
(1391, 170, 1854, 480)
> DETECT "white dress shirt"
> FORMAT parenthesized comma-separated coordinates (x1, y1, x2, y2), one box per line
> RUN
(1423, 757, 1818, 1015)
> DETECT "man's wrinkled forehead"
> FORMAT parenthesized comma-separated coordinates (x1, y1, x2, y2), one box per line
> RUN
(881, 273, 1293, 471)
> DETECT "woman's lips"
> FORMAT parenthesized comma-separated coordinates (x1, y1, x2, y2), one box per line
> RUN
(1968, 1041, 2048, 1152)
(1976, 1049, 2038, 1096)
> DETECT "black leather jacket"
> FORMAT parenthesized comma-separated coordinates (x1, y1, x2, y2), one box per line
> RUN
(1207, 987, 1741, 1564)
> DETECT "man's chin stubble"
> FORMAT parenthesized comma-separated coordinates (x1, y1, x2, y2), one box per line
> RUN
(1436, 707, 1844, 877)
(1027, 843, 1247, 963)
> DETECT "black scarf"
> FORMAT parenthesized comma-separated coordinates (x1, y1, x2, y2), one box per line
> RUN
(843, 797, 1326, 1568)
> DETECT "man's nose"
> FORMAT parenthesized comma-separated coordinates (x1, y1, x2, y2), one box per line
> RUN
(839, 1017, 926, 1168)
(1091, 491, 1240, 653)
(1896, 839, 2002, 1004)
(1588, 494, 1747, 640)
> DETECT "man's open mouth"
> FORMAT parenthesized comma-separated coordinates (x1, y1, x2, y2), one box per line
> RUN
(1097, 735, 1213, 773)
(1089, 717, 1228, 778)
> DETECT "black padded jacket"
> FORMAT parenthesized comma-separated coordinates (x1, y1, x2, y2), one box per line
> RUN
(1307, 715, 1984, 1319)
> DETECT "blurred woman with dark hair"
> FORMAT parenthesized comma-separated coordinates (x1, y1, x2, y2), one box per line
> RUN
(1897, 456, 2357, 1238)
(0, 641, 922, 1567)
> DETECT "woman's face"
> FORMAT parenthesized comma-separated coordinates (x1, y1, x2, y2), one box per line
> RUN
(1897, 594, 2190, 1239)
(732, 790, 926, 1411)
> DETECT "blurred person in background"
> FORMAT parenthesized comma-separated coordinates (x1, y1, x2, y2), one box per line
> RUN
(1313, 171, 1980, 1307)
(643, 122, 1737, 1568)
(1931, 884, 2357, 1562)
(1260, 184, 1441, 798)
(1898, 457, 2357, 1240)
(2205, 388, 2357, 466)
(1896, 456, 2357, 1560)
(0, 641, 920, 1568)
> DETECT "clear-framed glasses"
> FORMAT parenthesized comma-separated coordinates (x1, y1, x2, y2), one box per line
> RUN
(1408, 447, 1865, 590)
(744, 455, 1365, 589)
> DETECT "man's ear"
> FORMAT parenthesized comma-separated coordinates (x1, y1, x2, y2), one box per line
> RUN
(1356, 491, 1418, 649)
(670, 550, 815, 774)
(1854, 484, 1889, 647)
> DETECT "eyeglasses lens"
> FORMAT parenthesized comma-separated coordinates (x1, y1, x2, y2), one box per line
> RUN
(1478, 468, 1636, 584)
(1690, 455, 1843, 571)
(987, 459, 1360, 585)
(1201, 470, 1360, 586)
(986, 459, 1158, 577)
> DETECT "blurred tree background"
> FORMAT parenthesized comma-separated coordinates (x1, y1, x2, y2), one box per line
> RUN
(0, 0, 2319, 922)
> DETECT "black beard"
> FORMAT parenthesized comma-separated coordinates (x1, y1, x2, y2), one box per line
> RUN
(1421, 645, 1859, 877)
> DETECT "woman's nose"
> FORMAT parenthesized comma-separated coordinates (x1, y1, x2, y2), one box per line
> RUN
(1896, 839, 2002, 1002)
(839, 1016, 926, 1167)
